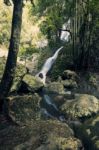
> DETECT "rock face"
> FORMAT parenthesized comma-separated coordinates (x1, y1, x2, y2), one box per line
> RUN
(22, 74, 44, 93)
(9, 94, 41, 124)
(0, 57, 27, 93)
(60, 94, 99, 119)
(74, 115, 99, 150)
(0, 120, 83, 150)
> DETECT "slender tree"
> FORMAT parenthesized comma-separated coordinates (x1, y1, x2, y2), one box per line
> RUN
(0, 0, 23, 112)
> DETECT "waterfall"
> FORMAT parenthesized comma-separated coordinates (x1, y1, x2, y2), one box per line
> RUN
(35, 20, 71, 84)
(36, 46, 64, 84)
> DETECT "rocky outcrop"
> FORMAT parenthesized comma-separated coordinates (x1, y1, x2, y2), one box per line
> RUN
(60, 94, 99, 119)
(9, 94, 42, 124)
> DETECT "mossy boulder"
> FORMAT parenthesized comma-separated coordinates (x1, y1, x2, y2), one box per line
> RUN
(62, 79, 78, 89)
(35, 136, 82, 150)
(74, 115, 99, 150)
(9, 94, 42, 124)
(11, 64, 27, 92)
(47, 91, 73, 108)
(60, 94, 99, 119)
(62, 70, 78, 80)
(0, 57, 27, 93)
(22, 74, 44, 93)
(0, 120, 83, 150)
(44, 82, 65, 95)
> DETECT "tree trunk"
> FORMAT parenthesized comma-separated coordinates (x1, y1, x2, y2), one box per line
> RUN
(0, 0, 23, 111)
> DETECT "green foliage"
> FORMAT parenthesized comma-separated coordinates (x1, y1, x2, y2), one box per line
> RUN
(19, 46, 39, 58)
(37, 46, 52, 69)
(0, 2, 12, 46)
(30, 0, 72, 46)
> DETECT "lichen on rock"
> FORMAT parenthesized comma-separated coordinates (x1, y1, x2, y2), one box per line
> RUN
(0, 119, 82, 150)
(62, 79, 78, 89)
(22, 74, 44, 93)
(60, 94, 99, 119)
(0, 57, 27, 93)
(44, 82, 65, 95)
(9, 94, 42, 124)
(62, 70, 78, 80)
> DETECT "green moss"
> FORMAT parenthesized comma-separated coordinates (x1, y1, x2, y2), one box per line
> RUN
(0, 57, 27, 92)
(22, 74, 44, 92)
(0, 120, 76, 150)
(44, 82, 65, 94)
(9, 94, 42, 124)
(60, 94, 99, 119)
(62, 79, 78, 89)
(53, 137, 82, 150)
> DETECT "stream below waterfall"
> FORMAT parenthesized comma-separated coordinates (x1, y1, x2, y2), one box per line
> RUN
(39, 89, 69, 122)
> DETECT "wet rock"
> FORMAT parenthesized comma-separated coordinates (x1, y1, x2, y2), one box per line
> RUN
(60, 94, 99, 119)
(9, 94, 42, 124)
(62, 70, 78, 80)
(74, 115, 99, 150)
(0, 120, 83, 150)
(44, 82, 65, 95)
(21, 74, 44, 93)
(48, 91, 73, 107)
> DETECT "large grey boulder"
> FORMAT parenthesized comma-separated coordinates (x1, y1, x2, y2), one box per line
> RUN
(62, 79, 78, 89)
(9, 94, 41, 124)
(62, 70, 78, 80)
(60, 94, 99, 119)
(0, 120, 82, 150)
(22, 74, 44, 93)
(44, 82, 65, 95)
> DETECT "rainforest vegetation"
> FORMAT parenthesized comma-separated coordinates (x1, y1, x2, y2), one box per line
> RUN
(0, 0, 99, 150)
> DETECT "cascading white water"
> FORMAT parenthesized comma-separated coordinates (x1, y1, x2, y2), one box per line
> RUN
(36, 46, 64, 84)
(36, 20, 71, 84)
(35, 20, 71, 122)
